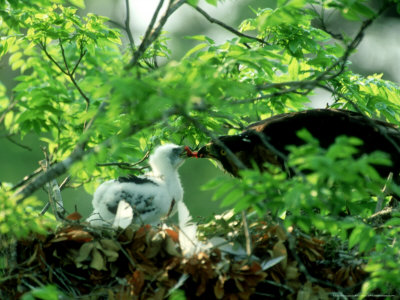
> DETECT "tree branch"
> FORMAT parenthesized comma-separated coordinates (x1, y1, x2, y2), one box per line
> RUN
(192, 5, 269, 46)
(124, 0, 135, 54)
(59, 39, 90, 110)
(71, 41, 87, 76)
(41, 39, 90, 110)
(125, 0, 186, 69)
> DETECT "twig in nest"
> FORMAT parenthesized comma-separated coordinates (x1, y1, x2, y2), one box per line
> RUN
(40, 147, 65, 220)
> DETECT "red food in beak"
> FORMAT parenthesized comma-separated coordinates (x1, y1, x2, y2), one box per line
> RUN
(184, 146, 198, 158)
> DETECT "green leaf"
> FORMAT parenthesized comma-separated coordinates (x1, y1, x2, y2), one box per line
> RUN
(183, 43, 208, 59)
(206, 0, 218, 6)
(187, 0, 199, 6)
(69, 0, 85, 9)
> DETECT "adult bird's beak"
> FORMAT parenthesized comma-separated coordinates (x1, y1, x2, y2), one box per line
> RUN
(197, 144, 212, 158)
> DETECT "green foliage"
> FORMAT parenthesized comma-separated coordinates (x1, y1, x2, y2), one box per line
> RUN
(168, 289, 187, 300)
(1, 0, 400, 296)
(0, 189, 56, 238)
(21, 284, 64, 300)
(205, 134, 391, 234)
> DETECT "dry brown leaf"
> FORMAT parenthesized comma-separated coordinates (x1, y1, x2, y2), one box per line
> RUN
(66, 212, 82, 221)
(272, 241, 288, 269)
(128, 269, 145, 296)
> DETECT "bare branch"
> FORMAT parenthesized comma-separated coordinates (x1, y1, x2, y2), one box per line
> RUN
(125, 0, 186, 69)
(192, 5, 269, 46)
(124, 0, 135, 53)
(58, 38, 71, 74)
(5, 135, 33, 151)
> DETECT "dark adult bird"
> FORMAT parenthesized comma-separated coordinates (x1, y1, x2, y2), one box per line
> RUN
(195, 109, 400, 179)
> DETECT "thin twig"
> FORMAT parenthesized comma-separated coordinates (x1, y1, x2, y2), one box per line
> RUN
(97, 149, 151, 171)
(71, 41, 87, 76)
(40, 41, 68, 75)
(40, 147, 65, 220)
(59, 39, 90, 110)
(5, 135, 32, 151)
(59, 176, 71, 190)
(192, 5, 269, 46)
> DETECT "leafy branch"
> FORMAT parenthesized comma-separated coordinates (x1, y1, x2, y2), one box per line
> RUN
(192, 5, 269, 47)
(232, 2, 390, 106)
(40, 39, 90, 110)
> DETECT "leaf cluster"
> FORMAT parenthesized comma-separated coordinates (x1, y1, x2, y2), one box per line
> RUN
(1, 0, 400, 296)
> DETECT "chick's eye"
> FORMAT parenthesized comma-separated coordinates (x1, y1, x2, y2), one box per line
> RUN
(220, 149, 227, 156)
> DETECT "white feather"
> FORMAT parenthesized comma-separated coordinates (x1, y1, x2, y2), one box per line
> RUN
(178, 201, 199, 257)
(112, 200, 133, 229)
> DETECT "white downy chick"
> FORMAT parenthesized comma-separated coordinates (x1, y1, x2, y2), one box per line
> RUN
(87, 144, 187, 227)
